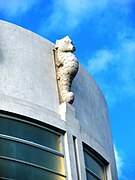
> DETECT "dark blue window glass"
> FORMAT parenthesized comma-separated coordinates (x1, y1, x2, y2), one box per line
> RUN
(84, 148, 106, 180)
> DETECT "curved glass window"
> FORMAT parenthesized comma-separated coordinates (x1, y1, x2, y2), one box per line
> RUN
(83, 146, 107, 180)
(0, 114, 66, 180)
(0, 115, 62, 152)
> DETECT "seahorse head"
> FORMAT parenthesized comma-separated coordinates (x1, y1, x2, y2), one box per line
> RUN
(55, 36, 76, 52)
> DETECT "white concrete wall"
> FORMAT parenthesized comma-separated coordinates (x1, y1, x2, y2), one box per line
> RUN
(72, 66, 117, 179)
(0, 20, 59, 114)
(0, 20, 117, 180)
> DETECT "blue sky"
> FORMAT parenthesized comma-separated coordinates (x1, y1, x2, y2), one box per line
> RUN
(0, 0, 135, 179)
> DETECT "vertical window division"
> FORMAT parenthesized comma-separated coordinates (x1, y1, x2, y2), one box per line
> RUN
(0, 114, 66, 180)
(83, 144, 107, 180)
(73, 136, 80, 180)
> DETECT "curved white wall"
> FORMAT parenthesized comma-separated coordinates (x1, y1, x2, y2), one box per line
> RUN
(0, 20, 59, 114)
(0, 20, 117, 180)
(72, 66, 117, 179)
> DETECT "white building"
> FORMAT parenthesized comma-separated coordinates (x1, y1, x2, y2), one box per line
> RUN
(0, 20, 118, 180)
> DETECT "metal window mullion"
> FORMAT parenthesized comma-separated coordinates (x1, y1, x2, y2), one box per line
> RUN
(84, 148, 106, 166)
(0, 134, 64, 157)
(0, 177, 14, 180)
(0, 156, 66, 178)
(86, 167, 102, 180)
(0, 114, 62, 136)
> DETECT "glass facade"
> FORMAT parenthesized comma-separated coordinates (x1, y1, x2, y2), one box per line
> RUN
(84, 147, 107, 180)
(0, 115, 66, 180)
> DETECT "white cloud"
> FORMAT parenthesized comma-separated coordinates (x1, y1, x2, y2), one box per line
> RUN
(88, 49, 114, 73)
(86, 30, 135, 107)
(114, 146, 124, 178)
(39, 0, 109, 35)
(0, 0, 39, 16)
(39, 0, 133, 36)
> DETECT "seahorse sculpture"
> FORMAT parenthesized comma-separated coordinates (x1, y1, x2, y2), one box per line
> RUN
(54, 36, 79, 104)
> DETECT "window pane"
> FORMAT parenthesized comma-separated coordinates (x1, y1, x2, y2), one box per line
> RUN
(0, 116, 62, 152)
(0, 138, 65, 175)
(0, 158, 66, 180)
(84, 151, 105, 179)
(86, 171, 98, 180)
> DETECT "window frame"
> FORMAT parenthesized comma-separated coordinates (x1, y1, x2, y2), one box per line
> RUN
(83, 143, 108, 180)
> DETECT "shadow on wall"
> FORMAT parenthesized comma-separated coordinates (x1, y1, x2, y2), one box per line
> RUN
(0, 46, 4, 64)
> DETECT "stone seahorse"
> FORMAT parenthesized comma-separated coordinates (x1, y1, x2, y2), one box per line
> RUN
(54, 36, 79, 104)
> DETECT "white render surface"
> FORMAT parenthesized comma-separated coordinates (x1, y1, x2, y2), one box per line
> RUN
(72, 66, 117, 179)
(0, 20, 59, 114)
(0, 20, 118, 180)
